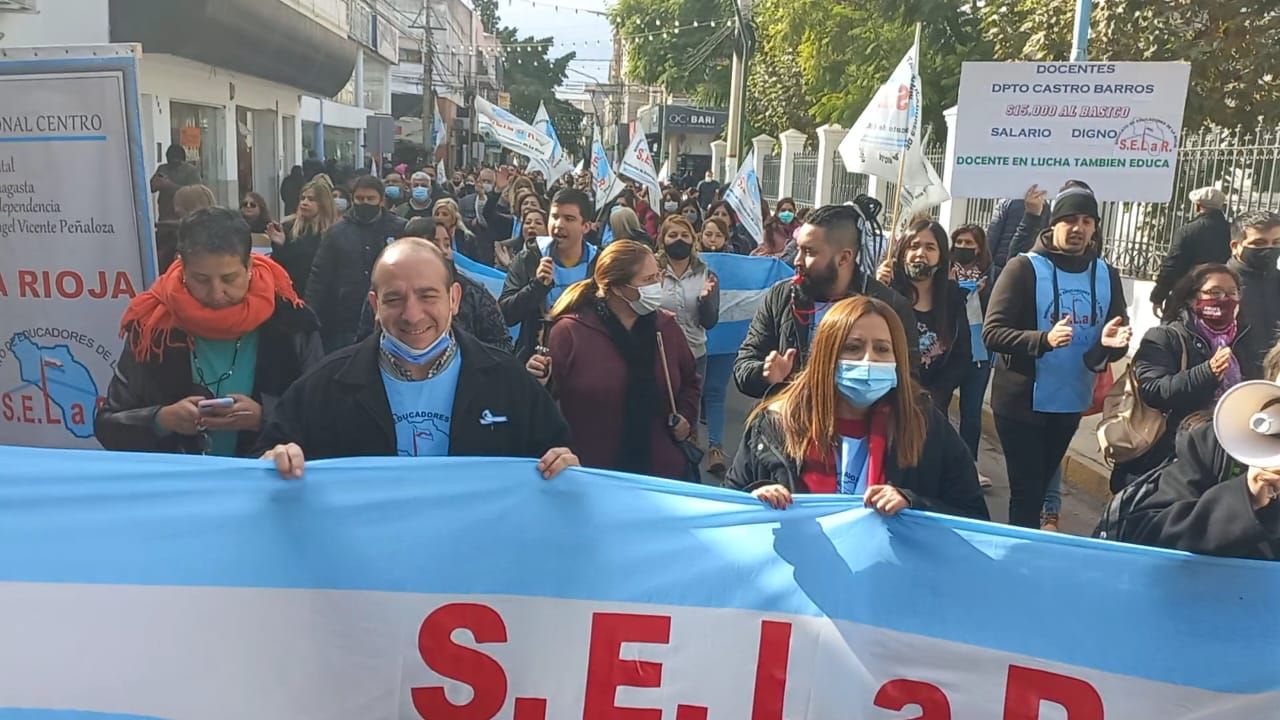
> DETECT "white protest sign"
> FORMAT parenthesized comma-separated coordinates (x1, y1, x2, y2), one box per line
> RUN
(951, 61, 1191, 201)
(618, 131, 661, 207)
(0, 45, 155, 448)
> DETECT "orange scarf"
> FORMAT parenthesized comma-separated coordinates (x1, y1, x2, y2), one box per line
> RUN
(120, 254, 303, 363)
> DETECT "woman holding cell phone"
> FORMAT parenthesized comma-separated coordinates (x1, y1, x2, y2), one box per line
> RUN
(96, 207, 323, 456)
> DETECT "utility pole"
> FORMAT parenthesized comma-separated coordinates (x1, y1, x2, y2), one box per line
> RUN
(422, 0, 435, 160)
(723, 0, 753, 181)
(1071, 0, 1092, 62)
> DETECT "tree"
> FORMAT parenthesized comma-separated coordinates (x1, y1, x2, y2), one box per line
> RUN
(474, 0, 499, 35)
(608, 0, 736, 104)
(613, 0, 987, 140)
(761, 0, 987, 138)
(980, 0, 1280, 129)
(475, 3, 583, 157)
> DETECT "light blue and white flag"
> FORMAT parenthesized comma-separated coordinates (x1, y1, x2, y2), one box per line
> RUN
(432, 107, 446, 148)
(0, 446, 1275, 717)
(475, 97, 554, 161)
(454, 250, 518, 342)
(724, 150, 766, 246)
(701, 252, 793, 355)
(532, 101, 575, 181)
(618, 131, 661, 207)
(590, 128, 624, 206)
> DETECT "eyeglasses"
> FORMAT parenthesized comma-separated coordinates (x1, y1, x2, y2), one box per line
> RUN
(241, 202, 257, 209)
(1199, 289, 1240, 300)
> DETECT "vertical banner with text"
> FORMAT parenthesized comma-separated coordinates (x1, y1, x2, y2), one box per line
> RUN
(0, 46, 155, 448)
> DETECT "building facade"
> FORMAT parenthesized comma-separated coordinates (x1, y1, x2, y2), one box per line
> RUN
(0, 0, 372, 217)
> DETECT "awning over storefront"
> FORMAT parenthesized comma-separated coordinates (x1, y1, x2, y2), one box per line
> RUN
(110, 0, 358, 98)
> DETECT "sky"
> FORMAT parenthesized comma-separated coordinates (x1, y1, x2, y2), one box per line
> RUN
(498, 0, 616, 95)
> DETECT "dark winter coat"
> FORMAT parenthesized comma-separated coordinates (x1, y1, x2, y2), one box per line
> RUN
(733, 274, 921, 399)
(254, 330, 569, 459)
(305, 209, 407, 353)
(273, 219, 323, 296)
(1127, 314, 1247, 472)
(546, 307, 700, 481)
(726, 402, 990, 520)
(1104, 420, 1278, 561)
(981, 231, 1129, 423)
(987, 199, 1050, 278)
(1149, 210, 1232, 308)
(1226, 256, 1280, 380)
(95, 300, 323, 456)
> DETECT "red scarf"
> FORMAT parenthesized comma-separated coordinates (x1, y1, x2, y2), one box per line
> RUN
(120, 254, 303, 363)
(800, 405, 891, 493)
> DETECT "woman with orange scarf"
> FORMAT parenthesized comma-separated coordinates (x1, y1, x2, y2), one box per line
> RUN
(95, 207, 323, 456)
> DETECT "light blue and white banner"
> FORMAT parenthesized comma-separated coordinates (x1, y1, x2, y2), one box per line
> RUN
(724, 150, 765, 246)
(0, 447, 1275, 718)
(453, 251, 518, 342)
(701, 253, 793, 356)
(474, 97, 554, 161)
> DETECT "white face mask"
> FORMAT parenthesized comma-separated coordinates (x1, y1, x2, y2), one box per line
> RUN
(334, 197, 349, 212)
(625, 282, 664, 315)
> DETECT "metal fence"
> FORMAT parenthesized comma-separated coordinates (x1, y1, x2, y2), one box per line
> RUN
(762, 155, 781, 202)
(830, 150, 869, 205)
(792, 150, 818, 207)
(958, 126, 1280, 280)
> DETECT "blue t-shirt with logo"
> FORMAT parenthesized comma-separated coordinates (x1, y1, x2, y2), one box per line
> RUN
(380, 347, 463, 457)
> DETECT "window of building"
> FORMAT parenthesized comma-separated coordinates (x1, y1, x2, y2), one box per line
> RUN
(169, 101, 228, 206)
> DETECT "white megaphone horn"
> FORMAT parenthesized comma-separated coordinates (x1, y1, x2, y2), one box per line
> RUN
(1214, 380, 1280, 467)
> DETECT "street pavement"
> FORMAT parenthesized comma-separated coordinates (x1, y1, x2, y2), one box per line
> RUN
(704, 383, 1106, 536)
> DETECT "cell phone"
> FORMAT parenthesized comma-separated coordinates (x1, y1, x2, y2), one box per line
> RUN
(198, 397, 234, 413)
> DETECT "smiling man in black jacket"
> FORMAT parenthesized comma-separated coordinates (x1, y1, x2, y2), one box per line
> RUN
(259, 238, 577, 480)
(734, 204, 920, 399)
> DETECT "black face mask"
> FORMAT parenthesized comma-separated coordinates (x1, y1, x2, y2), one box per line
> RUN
(665, 240, 693, 260)
(952, 247, 977, 265)
(1241, 246, 1279, 272)
(350, 202, 381, 225)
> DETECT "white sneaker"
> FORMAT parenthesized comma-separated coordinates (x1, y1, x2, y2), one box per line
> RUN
(978, 473, 994, 489)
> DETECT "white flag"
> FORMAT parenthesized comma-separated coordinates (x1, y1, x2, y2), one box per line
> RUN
(894, 146, 950, 232)
(724, 150, 765, 245)
(590, 126, 624, 205)
(837, 45, 932, 187)
(618, 132, 661, 208)
(474, 97, 554, 161)
(657, 158, 671, 183)
(532, 102, 576, 181)
(436, 159, 447, 183)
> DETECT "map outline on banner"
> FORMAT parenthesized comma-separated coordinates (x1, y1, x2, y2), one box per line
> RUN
(0, 46, 157, 449)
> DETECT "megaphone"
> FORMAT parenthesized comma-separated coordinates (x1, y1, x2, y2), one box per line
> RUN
(1214, 380, 1280, 467)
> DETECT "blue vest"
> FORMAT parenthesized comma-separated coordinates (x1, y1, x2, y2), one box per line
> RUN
(1028, 252, 1110, 414)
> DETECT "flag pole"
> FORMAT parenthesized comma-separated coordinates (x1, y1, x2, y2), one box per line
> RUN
(888, 22, 923, 236)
